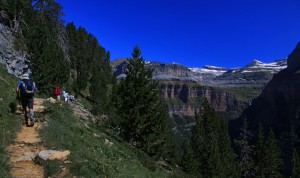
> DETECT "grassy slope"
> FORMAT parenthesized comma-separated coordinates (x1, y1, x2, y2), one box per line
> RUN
(0, 65, 22, 178)
(0, 65, 187, 177)
(39, 101, 186, 177)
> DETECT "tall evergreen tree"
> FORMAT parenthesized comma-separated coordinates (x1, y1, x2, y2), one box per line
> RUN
(254, 126, 283, 177)
(26, 20, 70, 92)
(238, 117, 254, 178)
(291, 148, 300, 178)
(90, 50, 112, 115)
(115, 46, 170, 157)
(191, 99, 239, 177)
(20, 0, 70, 93)
(180, 139, 197, 174)
(264, 129, 283, 177)
(253, 124, 265, 177)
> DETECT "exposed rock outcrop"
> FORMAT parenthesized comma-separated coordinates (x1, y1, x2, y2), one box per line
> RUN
(160, 81, 247, 120)
(0, 22, 29, 77)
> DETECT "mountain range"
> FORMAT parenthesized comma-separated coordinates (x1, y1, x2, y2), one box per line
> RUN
(111, 56, 288, 136)
(112, 57, 287, 87)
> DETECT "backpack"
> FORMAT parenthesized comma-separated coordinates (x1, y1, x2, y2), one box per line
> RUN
(54, 86, 60, 95)
(20, 79, 35, 96)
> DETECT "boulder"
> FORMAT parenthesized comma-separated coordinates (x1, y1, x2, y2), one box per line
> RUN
(38, 150, 70, 161)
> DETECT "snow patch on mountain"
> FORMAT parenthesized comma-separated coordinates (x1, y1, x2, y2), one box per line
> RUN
(242, 59, 287, 73)
(189, 65, 226, 76)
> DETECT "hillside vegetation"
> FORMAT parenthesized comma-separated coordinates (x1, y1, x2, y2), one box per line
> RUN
(0, 65, 22, 177)
(0, 65, 188, 177)
(39, 102, 181, 177)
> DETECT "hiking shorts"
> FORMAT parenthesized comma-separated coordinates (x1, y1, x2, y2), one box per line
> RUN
(21, 94, 34, 109)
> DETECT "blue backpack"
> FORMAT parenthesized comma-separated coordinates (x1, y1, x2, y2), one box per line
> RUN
(20, 79, 35, 96)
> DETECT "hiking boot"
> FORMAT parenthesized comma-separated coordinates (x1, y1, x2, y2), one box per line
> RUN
(30, 120, 34, 127)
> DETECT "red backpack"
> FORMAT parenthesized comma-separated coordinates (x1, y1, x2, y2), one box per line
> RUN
(54, 86, 60, 95)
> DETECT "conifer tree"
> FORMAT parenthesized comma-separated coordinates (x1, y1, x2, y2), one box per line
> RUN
(238, 117, 254, 178)
(254, 126, 283, 177)
(26, 21, 70, 92)
(90, 50, 112, 115)
(66, 22, 78, 70)
(191, 99, 239, 177)
(264, 129, 283, 177)
(291, 148, 300, 178)
(115, 46, 169, 157)
(253, 124, 265, 177)
(180, 139, 197, 174)
(19, 0, 70, 93)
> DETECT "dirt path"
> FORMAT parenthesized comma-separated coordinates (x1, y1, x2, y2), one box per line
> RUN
(7, 98, 46, 178)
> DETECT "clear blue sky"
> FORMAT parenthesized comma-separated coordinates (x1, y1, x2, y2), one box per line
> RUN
(56, 0, 300, 68)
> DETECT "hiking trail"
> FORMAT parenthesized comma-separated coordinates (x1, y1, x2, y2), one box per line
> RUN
(7, 98, 46, 178)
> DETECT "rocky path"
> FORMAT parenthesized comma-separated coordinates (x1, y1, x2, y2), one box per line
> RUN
(6, 98, 46, 178)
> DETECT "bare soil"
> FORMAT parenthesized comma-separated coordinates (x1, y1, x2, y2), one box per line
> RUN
(6, 98, 46, 178)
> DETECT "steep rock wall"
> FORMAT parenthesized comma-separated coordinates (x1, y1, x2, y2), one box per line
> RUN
(160, 82, 247, 120)
(0, 22, 28, 76)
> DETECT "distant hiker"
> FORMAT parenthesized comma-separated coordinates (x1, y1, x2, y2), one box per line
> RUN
(54, 86, 61, 101)
(62, 90, 69, 102)
(68, 95, 75, 102)
(16, 73, 37, 126)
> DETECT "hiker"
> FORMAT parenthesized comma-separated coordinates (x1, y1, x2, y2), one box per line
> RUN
(68, 94, 75, 102)
(62, 90, 69, 102)
(16, 73, 37, 126)
(54, 86, 61, 101)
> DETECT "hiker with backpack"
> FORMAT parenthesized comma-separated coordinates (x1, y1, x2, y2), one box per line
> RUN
(16, 73, 37, 126)
(54, 86, 61, 101)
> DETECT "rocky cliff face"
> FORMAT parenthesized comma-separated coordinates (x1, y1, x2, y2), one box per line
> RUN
(229, 42, 300, 138)
(160, 81, 247, 120)
(0, 21, 28, 76)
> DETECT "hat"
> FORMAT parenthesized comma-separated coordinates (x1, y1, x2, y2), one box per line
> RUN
(21, 73, 29, 79)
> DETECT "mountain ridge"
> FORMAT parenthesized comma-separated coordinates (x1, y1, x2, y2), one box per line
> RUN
(229, 42, 300, 140)
(111, 57, 287, 86)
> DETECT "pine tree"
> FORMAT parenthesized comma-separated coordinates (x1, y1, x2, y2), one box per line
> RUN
(26, 21, 70, 92)
(20, 0, 70, 93)
(191, 98, 239, 177)
(291, 148, 300, 178)
(238, 117, 254, 178)
(217, 115, 240, 177)
(115, 46, 169, 157)
(254, 126, 283, 178)
(90, 50, 112, 115)
(180, 139, 197, 174)
(253, 124, 265, 177)
(264, 129, 283, 177)
(66, 22, 78, 70)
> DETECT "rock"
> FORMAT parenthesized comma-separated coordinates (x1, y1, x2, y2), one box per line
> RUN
(38, 150, 70, 161)
(48, 150, 70, 160)
(287, 42, 300, 72)
(0, 23, 29, 76)
(104, 139, 113, 146)
(16, 155, 32, 162)
(47, 97, 57, 103)
(16, 152, 35, 162)
(38, 150, 57, 160)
